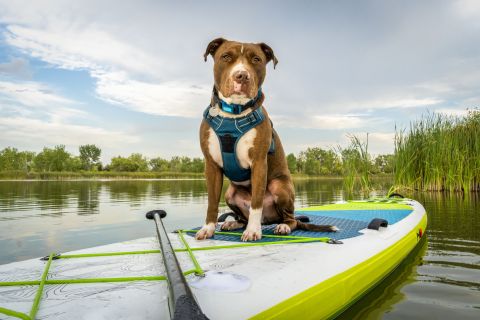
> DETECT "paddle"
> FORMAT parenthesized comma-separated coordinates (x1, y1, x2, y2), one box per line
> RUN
(146, 210, 209, 320)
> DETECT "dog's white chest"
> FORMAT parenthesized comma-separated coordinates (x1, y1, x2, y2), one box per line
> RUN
(208, 127, 256, 171)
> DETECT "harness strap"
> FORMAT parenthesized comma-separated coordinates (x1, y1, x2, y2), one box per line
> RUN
(204, 106, 276, 183)
(219, 134, 236, 153)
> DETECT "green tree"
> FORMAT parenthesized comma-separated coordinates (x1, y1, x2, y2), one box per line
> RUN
(169, 156, 182, 172)
(190, 158, 204, 173)
(65, 156, 84, 171)
(34, 145, 72, 172)
(374, 154, 394, 174)
(79, 144, 101, 170)
(0, 147, 35, 172)
(150, 156, 204, 173)
(286, 153, 297, 173)
(128, 153, 148, 171)
(150, 157, 170, 172)
(0, 147, 17, 171)
(109, 153, 148, 172)
(179, 157, 192, 172)
(298, 147, 342, 175)
(108, 157, 128, 171)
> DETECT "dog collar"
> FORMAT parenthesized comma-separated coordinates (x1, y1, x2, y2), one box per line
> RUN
(214, 88, 262, 115)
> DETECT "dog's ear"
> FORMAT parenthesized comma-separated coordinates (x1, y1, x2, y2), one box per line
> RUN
(204, 38, 227, 62)
(258, 42, 278, 69)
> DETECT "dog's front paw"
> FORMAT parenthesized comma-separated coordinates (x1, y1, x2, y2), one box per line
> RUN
(274, 223, 291, 235)
(195, 223, 216, 240)
(241, 225, 262, 241)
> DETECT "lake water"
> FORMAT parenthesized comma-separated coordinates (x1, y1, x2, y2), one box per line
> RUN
(0, 179, 478, 318)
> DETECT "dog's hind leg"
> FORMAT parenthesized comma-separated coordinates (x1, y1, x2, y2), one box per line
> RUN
(268, 178, 337, 233)
(222, 184, 248, 231)
(266, 178, 297, 235)
(221, 220, 246, 231)
(274, 212, 297, 234)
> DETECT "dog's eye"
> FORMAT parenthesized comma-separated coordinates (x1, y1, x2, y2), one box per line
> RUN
(221, 54, 232, 62)
(252, 56, 262, 64)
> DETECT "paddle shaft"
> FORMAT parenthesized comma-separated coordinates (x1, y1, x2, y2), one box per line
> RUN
(147, 210, 208, 320)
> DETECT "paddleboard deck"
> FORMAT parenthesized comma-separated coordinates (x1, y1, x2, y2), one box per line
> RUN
(0, 197, 427, 320)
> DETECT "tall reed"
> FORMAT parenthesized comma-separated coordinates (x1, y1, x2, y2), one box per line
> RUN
(394, 109, 480, 192)
(339, 134, 372, 193)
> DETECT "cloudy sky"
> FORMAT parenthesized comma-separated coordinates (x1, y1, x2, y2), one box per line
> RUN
(0, 0, 479, 162)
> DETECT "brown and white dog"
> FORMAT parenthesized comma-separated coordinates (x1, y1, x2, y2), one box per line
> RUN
(196, 38, 337, 241)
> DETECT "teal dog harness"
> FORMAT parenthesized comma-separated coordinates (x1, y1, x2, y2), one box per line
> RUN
(204, 95, 275, 183)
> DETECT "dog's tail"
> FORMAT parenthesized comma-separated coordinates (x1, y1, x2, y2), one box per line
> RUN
(296, 221, 338, 232)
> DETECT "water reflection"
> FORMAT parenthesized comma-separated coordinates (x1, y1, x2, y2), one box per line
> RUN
(338, 238, 428, 320)
(0, 179, 478, 319)
(77, 182, 101, 215)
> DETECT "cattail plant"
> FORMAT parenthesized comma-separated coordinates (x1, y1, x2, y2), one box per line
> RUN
(394, 109, 480, 192)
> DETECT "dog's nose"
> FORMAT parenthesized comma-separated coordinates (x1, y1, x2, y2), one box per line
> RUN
(233, 71, 250, 83)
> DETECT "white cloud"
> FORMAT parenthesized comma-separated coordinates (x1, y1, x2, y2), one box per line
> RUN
(0, 80, 74, 107)
(1, 0, 480, 157)
(321, 96, 443, 114)
(0, 80, 139, 155)
(0, 57, 32, 79)
(5, 25, 162, 76)
(367, 132, 396, 155)
(342, 132, 396, 155)
(454, 0, 480, 22)
(2, 19, 211, 118)
(434, 108, 469, 117)
(272, 112, 386, 130)
(94, 72, 210, 117)
(0, 80, 90, 123)
(361, 97, 443, 109)
(0, 116, 138, 147)
(311, 114, 368, 129)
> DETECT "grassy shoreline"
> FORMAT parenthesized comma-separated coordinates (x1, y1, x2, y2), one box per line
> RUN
(395, 110, 479, 192)
(0, 170, 205, 180)
(0, 170, 393, 181)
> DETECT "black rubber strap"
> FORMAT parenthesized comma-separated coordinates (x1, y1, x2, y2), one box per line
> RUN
(367, 218, 388, 230)
(388, 193, 405, 198)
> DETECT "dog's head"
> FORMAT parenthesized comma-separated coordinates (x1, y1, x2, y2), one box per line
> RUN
(204, 38, 278, 103)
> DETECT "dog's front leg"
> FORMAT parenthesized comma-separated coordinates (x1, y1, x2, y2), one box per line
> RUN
(241, 158, 267, 241)
(196, 160, 223, 240)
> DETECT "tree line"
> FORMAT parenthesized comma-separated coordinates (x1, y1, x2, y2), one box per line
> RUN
(286, 147, 393, 176)
(0, 144, 394, 175)
(0, 145, 204, 173)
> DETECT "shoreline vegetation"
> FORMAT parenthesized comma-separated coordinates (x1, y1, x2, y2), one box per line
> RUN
(1, 110, 478, 192)
(0, 170, 394, 182)
(342, 109, 480, 194)
(0, 144, 394, 181)
(394, 109, 479, 192)
(0, 170, 205, 180)
(0, 170, 393, 181)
